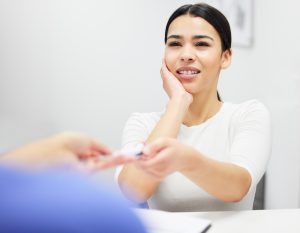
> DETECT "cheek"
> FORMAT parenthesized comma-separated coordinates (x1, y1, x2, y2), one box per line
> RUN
(198, 52, 222, 70)
(164, 50, 177, 72)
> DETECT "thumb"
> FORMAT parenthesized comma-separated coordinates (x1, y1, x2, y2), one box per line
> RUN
(143, 138, 172, 157)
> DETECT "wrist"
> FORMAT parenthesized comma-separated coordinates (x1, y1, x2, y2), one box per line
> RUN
(179, 146, 199, 173)
(168, 93, 191, 110)
(167, 96, 190, 119)
(172, 91, 192, 103)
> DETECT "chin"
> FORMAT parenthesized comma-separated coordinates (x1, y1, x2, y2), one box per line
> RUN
(182, 84, 197, 95)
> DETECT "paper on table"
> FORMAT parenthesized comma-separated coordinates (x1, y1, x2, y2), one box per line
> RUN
(135, 209, 212, 233)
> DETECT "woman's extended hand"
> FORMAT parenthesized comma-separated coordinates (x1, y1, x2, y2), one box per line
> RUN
(134, 138, 192, 180)
(161, 59, 193, 103)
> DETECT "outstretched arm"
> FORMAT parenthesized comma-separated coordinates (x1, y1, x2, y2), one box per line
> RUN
(135, 101, 271, 202)
(118, 60, 193, 203)
(1, 132, 134, 172)
(137, 138, 251, 202)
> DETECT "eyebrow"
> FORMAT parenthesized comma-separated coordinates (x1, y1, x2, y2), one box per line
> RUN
(167, 35, 214, 41)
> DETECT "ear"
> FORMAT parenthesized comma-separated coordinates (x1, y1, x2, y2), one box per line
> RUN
(221, 49, 232, 69)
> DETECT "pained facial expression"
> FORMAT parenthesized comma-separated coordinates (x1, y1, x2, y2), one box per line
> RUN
(165, 15, 231, 95)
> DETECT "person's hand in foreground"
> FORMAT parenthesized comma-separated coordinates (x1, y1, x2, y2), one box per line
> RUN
(0, 132, 135, 172)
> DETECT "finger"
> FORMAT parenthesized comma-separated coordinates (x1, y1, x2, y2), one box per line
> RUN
(79, 151, 99, 159)
(91, 156, 135, 171)
(139, 148, 174, 172)
(143, 138, 173, 157)
(89, 150, 106, 158)
(134, 157, 159, 171)
(160, 66, 167, 82)
(90, 140, 112, 155)
(93, 158, 132, 170)
(78, 153, 92, 160)
(160, 59, 171, 80)
(132, 160, 161, 180)
(145, 150, 171, 168)
(134, 159, 149, 170)
(161, 59, 171, 74)
(138, 164, 164, 181)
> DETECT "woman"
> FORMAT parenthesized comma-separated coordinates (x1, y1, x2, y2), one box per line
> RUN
(117, 3, 271, 211)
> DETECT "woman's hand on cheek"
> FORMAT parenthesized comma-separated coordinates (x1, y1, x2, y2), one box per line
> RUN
(161, 59, 193, 103)
(134, 138, 186, 180)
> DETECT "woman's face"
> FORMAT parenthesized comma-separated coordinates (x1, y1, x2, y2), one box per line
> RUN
(164, 15, 231, 95)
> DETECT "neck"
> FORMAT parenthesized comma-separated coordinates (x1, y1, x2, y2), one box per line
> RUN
(183, 91, 222, 126)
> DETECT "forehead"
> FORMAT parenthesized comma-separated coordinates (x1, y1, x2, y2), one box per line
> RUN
(168, 15, 219, 39)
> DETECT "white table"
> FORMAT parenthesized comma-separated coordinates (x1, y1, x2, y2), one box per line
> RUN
(185, 209, 300, 233)
(136, 208, 300, 233)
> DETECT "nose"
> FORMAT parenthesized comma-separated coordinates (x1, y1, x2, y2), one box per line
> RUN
(180, 46, 195, 63)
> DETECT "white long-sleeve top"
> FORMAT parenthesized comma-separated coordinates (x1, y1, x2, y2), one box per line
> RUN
(117, 100, 271, 211)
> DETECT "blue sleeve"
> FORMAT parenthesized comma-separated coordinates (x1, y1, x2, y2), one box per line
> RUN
(0, 167, 147, 233)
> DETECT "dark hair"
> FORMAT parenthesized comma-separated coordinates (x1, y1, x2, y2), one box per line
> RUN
(164, 3, 232, 101)
(164, 3, 231, 51)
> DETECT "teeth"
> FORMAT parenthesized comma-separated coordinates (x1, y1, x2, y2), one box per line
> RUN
(179, 70, 198, 75)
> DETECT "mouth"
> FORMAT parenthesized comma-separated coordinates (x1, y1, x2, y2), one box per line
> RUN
(176, 67, 200, 80)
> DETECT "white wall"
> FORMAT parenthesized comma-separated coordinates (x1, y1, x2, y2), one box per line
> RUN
(261, 0, 300, 209)
(218, 0, 300, 208)
(0, 0, 168, 151)
(1, 0, 300, 208)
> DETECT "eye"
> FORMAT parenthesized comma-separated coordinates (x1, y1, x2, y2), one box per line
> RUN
(195, 42, 209, 47)
(168, 41, 181, 47)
